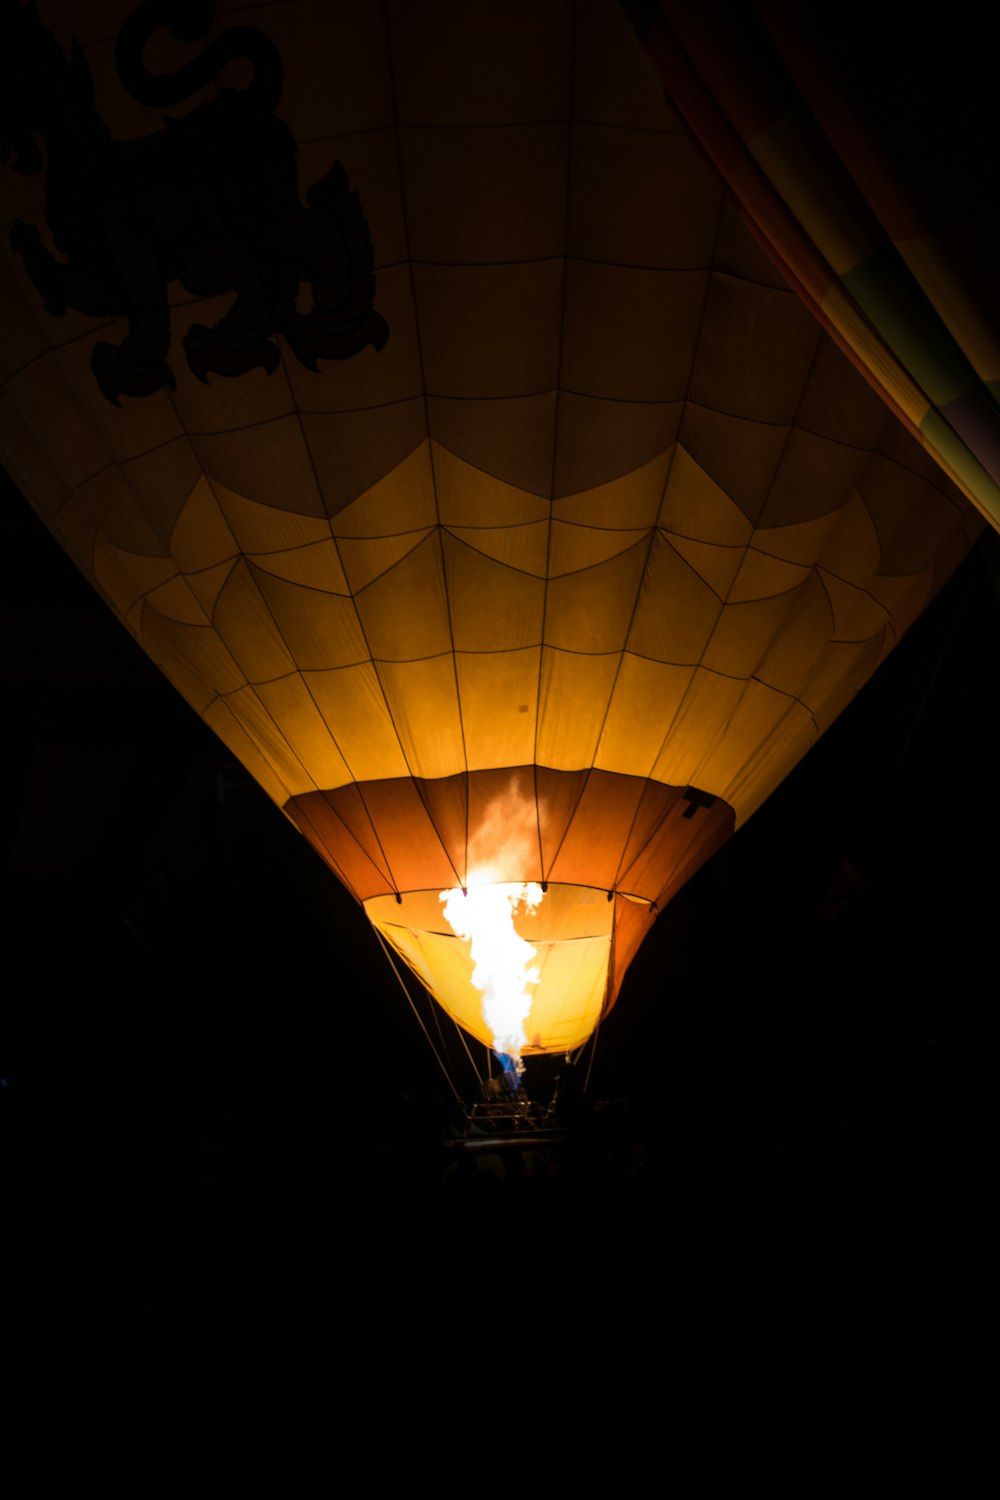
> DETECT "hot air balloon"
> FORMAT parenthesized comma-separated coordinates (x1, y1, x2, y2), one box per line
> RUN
(633, 1, 1000, 534)
(0, 0, 984, 1081)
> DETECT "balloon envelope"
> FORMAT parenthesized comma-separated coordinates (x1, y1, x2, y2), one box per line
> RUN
(0, 0, 982, 1056)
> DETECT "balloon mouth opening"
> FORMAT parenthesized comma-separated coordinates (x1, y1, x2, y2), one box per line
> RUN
(363, 876, 624, 1056)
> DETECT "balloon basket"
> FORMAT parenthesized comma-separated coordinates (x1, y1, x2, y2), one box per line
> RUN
(444, 1073, 564, 1153)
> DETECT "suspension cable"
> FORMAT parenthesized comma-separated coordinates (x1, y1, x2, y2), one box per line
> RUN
(373, 928, 465, 1109)
(449, 1014, 484, 1090)
(582, 1017, 601, 1092)
(568, 1020, 601, 1092)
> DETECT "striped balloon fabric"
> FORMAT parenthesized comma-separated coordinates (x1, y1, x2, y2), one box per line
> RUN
(631, 0, 1000, 533)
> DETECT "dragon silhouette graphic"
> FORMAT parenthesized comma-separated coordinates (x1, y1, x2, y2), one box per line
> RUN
(3, 0, 388, 402)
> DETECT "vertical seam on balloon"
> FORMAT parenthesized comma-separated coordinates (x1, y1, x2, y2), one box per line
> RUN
(145, 292, 380, 852)
(200, 489, 331, 795)
(676, 319, 828, 795)
(718, 692, 815, 813)
(533, 1, 577, 885)
(91, 295, 208, 570)
(411, 769, 465, 892)
(605, 891, 619, 1026)
(295, 790, 396, 898)
(270, 412, 408, 806)
(209, 44, 412, 895)
(202, 690, 300, 805)
(384, 0, 472, 887)
(631, 412, 728, 783)
(201, 452, 402, 887)
(573, 187, 728, 885)
(611, 780, 678, 895)
(648, 269, 822, 798)
(290, 801, 365, 901)
(852, 446, 906, 578)
(751, 330, 827, 537)
(209, 660, 318, 798)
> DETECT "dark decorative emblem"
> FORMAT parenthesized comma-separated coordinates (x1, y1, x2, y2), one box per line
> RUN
(681, 786, 717, 820)
(2, 0, 388, 402)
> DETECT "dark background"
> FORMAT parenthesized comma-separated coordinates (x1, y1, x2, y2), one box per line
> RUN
(3, 461, 998, 1339)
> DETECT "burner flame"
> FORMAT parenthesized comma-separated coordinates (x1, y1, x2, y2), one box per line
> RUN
(439, 879, 545, 1068)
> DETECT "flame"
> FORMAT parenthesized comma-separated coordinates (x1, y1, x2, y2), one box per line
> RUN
(439, 878, 545, 1069)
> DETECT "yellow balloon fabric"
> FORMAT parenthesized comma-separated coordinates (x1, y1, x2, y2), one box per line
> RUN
(0, 0, 982, 1054)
